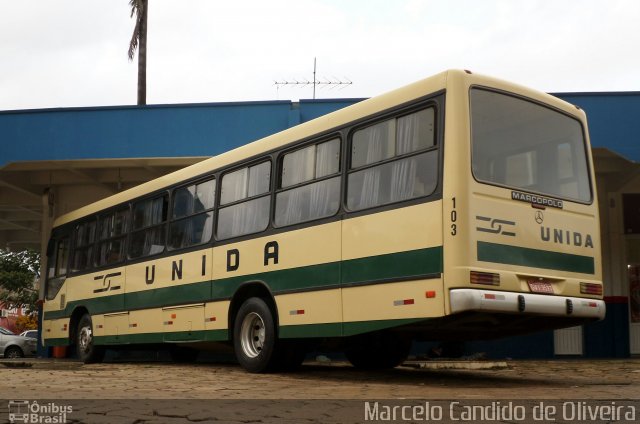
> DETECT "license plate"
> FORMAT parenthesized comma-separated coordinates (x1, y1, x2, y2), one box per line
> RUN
(527, 280, 554, 294)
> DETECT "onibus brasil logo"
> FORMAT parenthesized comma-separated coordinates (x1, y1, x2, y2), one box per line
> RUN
(8, 401, 72, 424)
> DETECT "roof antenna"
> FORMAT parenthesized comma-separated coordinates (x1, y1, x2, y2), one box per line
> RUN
(274, 58, 352, 99)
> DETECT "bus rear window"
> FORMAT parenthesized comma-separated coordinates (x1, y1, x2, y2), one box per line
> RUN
(470, 89, 592, 203)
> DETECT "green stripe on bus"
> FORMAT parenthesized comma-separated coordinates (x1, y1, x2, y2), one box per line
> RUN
(43, 247, 443, 321)
(45, 337, 69, 346)
(279, 322, 343, 338)
(212, 261, 341, 299)
(93, 329, 228, 345)
(342, 246, 442, 284)
(343, 317, 427, 336)
(477, 241, 595, 274)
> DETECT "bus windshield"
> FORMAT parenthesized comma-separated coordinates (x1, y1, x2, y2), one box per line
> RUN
(470, 88, 592, 203)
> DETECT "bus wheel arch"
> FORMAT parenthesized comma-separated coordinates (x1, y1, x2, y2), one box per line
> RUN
(69, 307, 104, 363)
(68, 306, 90, 351)
(228, 282, 281, 373)
(228, 281, 279, 340)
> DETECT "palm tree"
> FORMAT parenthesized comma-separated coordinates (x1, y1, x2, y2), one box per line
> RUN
(128, 0, 148, 105)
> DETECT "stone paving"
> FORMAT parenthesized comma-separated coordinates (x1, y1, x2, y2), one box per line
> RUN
(0, 358, 639, 423)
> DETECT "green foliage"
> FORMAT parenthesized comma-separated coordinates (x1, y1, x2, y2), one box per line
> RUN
(0, 249, 40, 312)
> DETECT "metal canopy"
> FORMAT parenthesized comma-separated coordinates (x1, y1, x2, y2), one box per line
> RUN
(0, 157, 207, 250)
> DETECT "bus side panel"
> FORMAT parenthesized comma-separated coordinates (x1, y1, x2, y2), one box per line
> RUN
(341, 201, 444, 333)
(211, 222, 343, 338)
(124, 249, 212, 342)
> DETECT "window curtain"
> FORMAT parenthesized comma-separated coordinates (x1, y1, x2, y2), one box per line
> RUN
(143, 198, 166, 255)
(357, 126, 384, 209)
(221, 169, 248, 205)
(309, 141, 337, 217)
(279, 150, 310, 225)
(391, 113, 421, 202)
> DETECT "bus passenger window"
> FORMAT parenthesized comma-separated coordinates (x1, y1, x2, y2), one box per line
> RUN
(217, 162, 271, 240)
(169, 178, 215, 249)
(95, 207, 129, 266)
(71, 220, 96, 272)
(347, 108, 437, 211)
(129, 195, 168, 258)
(275, 138, 341, 227)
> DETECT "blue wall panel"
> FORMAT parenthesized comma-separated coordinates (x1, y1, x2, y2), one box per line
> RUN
(298, 99, 365, 123)
(556, 93, 640, 162)
(0, 99, 362, 167)
(5, 93, 638, 166)
(583, 299, 630, 358)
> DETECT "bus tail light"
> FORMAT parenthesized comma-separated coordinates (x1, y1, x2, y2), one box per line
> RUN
(580, 282, 602, 296)
(470, 271, 500, 286)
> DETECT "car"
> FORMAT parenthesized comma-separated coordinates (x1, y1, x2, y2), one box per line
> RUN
(19, 330, 38, 340)
(0, 326, 37, 358)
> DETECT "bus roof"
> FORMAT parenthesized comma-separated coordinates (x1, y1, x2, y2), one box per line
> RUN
(52, 69, 581, 228)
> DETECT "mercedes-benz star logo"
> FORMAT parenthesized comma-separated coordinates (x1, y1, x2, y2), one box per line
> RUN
(535, 210, 544, 224)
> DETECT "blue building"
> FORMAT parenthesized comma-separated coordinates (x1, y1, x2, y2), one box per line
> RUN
(1, 91, 639, 359)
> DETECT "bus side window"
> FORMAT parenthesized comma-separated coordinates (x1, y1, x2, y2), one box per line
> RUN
(129, 195, 168, 258)
(169, 178, 215, 250)
(275, 138, 341, 227)
(217, 161, 271, 240)
(95, 207, 129, 266)
(347, 108, 437, 211)
(71, 220, 96, 272)
(46, 237, 69, 300)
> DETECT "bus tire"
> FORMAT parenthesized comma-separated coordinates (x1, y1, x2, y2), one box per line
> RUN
(345, 332, 411, 370)
(233, 297, 279, 373)
(76, 314, 104, 364)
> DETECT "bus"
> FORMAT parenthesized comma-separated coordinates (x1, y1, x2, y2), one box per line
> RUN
(42, 70, 605, 372)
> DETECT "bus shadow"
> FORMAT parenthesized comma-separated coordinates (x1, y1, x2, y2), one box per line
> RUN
(288, 362, 573, 389)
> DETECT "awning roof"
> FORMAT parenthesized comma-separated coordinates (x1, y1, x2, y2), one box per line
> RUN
(0, 157, 207, 250)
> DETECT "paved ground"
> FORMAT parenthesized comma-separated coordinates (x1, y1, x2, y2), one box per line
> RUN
(0, 358, 639, 423)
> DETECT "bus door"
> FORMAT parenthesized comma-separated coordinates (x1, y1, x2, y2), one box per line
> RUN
(43, 229, 71, 341)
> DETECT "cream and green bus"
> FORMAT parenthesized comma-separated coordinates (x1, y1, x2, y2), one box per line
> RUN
(43, 70, 605, 372)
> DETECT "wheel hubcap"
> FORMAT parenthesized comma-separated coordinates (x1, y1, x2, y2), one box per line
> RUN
(240, 312, 265, 358)
(79, 326, 92, 353)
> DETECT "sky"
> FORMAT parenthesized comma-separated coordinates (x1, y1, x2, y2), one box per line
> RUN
(0, 0, 639, 111)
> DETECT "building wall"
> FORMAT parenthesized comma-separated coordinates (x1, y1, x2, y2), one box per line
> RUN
(0, 99, 364, 167)
(557, 93, 640, 162)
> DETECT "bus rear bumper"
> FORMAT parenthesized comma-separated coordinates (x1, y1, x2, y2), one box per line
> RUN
(449, 289, 606, 320)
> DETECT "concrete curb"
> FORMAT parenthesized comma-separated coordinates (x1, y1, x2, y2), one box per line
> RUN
(402, 360, 509, 370)
(0, 358, 83, 369)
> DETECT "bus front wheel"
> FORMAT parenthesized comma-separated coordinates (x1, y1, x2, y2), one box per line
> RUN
(76, 314, 104, 364)
(233, 297, 279, 373)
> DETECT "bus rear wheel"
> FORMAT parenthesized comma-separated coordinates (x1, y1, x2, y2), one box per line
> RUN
(345, 332, 411, 370)
(76, 314, 104, 364)
(233, 297, 280, 373)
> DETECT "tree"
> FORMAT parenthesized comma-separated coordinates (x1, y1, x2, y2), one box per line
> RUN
(0, 249, 40, 313)
(128, 0, 148, 105)
(15, 314, 38, 333)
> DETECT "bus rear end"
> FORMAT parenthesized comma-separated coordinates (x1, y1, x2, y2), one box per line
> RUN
(442, 72, 604, 339)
